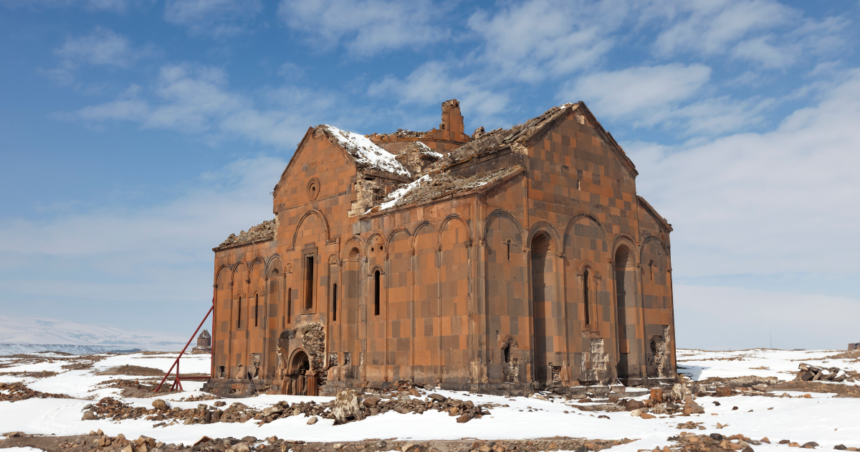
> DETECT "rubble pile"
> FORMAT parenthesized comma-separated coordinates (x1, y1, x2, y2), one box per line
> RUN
(795, 363, 854, 382)
(0, 382, 72, 402)
(82, 386, 498, 426)
(216, 218, 277, 250)
(571, 384, 705, 417)
(1, 431, 632, 452)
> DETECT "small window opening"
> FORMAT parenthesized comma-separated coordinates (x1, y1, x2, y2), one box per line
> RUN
(305, 256, 314, 310)
(254, 294, 259, 327)
(374, 270, 381, 316)
(506, 240, 511, 261)
(583, 269, 590, 325)
(502, 343, 511, 363)
(648, 261, 654, 282)
(577, 179, 581, 190)
(332, 283, 338, 321)
(287, 288, 292, 325)
(237, 296, 242, 329)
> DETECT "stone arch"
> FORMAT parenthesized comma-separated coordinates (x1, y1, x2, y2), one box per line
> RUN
(639, 236, 669, 260)
(563, 212, 609, 241)
(411, 221, 436, 252)
(527, 221, 562, 255)
(439, 214, 471, 245)
(214, 265, 233, 288)
(342, 236, 366, 261)
(232, 260, 250, 284)
(266, 254, 284, 278)
(365, 232, 387, 256)
(290, 209, 331, 250)
(611, 235, 637, 264)
(483, 209, 523, 241)
(386, 227, 411, 246)
(289, 348, 312, 372)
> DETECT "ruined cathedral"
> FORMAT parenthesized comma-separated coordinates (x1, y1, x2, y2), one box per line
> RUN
(203, 100, 677, 397)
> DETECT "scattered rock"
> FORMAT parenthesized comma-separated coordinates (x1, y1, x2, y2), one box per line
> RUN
(306, 417, 318, 425)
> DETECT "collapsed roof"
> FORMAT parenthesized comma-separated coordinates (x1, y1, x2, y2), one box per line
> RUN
(216, 100, 641, 249)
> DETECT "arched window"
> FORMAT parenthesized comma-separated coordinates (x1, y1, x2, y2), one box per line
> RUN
(374, 270, 381, 316)
(254, 294, 259, 327)
(583, 269, 590, 325)
(237, 296, 242, 329)
(332, 283, 338, 321)
(304, 256, 315, 310)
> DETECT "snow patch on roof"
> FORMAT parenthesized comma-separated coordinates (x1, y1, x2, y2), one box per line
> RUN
(415, 141, 443, 159)
(321, 125, 411, 178)
(373, 175, 431, 212)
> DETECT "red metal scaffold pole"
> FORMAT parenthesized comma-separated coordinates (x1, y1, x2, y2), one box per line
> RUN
(154, 298, 214, 393)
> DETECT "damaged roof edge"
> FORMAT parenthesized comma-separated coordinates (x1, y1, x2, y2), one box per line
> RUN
(637, 195, 673, 232)
(363, 166, 525, 218)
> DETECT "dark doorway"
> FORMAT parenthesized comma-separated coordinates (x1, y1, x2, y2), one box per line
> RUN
(531, 232, 554, 383)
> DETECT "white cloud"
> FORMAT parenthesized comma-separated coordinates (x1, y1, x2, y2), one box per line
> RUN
(71, 64, 341, 148)
(46, 28, 141, 85)
(676, 285, 860, 350)
(278, 0, 447, 55)
(564, 63, 711, 118)
(0, 0, 143, 12)
(466, 0, 623, 82)
(0, 156, 284, 305)
(644, 0, 848, 69)
(164, 0, 262, 36)
(627, 69, 860, 281)
(649, 0, 795, 57)
(368, 61, 510, 126)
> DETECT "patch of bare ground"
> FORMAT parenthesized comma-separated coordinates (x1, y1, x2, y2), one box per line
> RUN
(0, 431, 633, 452)
(768, 381, 860, 397)
(0, 370, 59, 378)
(97, 365, 169, 377)
(0, 382, 72, 402)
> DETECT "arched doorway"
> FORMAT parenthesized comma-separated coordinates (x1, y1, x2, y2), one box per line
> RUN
(287, 349, 317, 395)
(614, 245, 636, 379)
(531, 232, 555, 384)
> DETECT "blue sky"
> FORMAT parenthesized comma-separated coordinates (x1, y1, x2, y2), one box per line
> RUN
(1, 0, 858, 350)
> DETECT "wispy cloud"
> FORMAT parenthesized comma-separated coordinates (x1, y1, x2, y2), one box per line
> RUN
(1, 0, 144, 13)
(68, 64, 342, 148)
(44, 28, 150, 85)
(164, 0, 262, 36)
(467, 0, 624, 82)
(277, 0, 449, 56)
(627, 69, 860, 280)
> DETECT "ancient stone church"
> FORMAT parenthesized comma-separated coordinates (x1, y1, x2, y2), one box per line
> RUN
(203, 100, 677, 397)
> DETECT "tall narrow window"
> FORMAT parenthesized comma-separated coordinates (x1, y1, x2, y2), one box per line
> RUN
(254, 294, 259, 327)
(237, 296, 242, 329)
(506, 241, 511, 261)
(583, 269, 590, 325)
(374, 270, 381, 316)
(648, 261, 654, 282)
(305, 256, 314, 310)
(287, 288, 292, 325)
(332, 284, 338, 321)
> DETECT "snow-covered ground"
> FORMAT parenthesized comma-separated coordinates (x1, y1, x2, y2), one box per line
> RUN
(1, 349, 859, 450)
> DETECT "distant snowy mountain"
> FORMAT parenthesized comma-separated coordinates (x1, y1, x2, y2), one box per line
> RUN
(0, 316, 187, 355)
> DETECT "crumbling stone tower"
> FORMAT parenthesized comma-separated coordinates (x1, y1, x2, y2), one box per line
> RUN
(204, 100, 677, 397)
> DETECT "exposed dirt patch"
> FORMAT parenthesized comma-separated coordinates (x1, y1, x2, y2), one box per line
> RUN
(768, 380, 860, 397)
(97, 365, 167, 377)
(0, 370, 59, 378)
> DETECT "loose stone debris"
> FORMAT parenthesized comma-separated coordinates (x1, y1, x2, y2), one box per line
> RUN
(0, 432, 634, 452)
(81, 384, 499, 426)
(0, 382, 72, 402)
